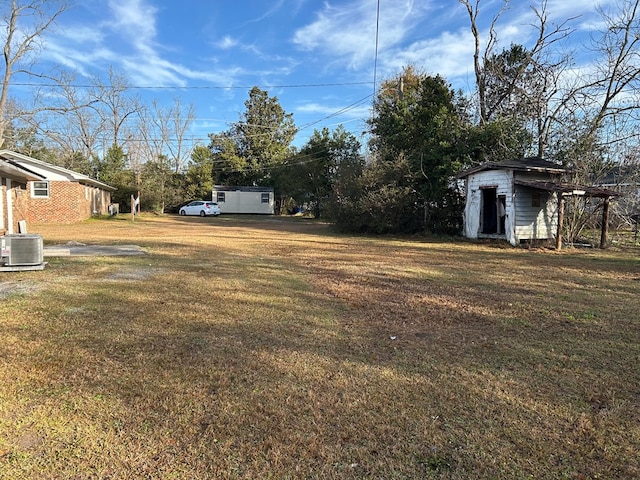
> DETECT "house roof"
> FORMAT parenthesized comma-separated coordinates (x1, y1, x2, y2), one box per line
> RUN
(515, 179, 621, 198)
(0, 158, 44, 182)
(597, 164, 640, 186)
(0, 150, 116, 191)
(457, 157, 567, 178)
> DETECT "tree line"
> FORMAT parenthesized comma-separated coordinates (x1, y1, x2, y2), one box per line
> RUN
(2, 0, 640, 239)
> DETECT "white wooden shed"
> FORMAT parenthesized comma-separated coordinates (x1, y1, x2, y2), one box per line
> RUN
(212, 186, 274, 214)
(457, 158, 567, 246)
(457, 158, 621, 248)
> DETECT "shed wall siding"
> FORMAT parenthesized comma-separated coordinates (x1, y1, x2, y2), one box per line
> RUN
(463, 170, 515, 243)
(514, 186, 558, 242)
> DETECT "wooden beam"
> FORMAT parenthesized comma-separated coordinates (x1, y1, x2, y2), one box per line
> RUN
(600, 197, 610, 249)
(556, 195, 564, 250)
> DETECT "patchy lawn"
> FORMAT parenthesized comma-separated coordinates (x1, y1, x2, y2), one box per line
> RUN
(1, 214, 638, 479)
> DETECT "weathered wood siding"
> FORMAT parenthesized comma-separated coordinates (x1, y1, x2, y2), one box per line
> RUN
(463, 170, 515, 243)
(514, 185, 558, 242)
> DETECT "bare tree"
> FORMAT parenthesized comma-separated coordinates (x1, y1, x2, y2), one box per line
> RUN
(134, 98, 196, 213)
(164, 98, 196, 173)
(24, 72, 104, 162)
(459, 0, 510, 124)
(0, 0, 67, 148)
(138, 98, 196, 172)
(581, 0, 640, 142)
(459, 0, 574, 151)
(93, 67, 140, 152)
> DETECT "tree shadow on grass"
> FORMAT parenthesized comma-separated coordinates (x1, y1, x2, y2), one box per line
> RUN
(2, 230, 639, 479)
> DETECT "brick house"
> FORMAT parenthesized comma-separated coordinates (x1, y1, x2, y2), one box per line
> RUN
(1, 150, 115, 234)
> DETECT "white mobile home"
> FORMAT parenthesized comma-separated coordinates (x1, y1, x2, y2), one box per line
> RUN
(212, 186, 274, 214)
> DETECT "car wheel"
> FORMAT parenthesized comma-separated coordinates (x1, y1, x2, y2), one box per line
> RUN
(200, 210, 206, 217)
(180, 210, 186, 215)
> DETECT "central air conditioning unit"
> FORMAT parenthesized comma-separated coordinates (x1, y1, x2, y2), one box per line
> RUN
(0, 234, 44, 266)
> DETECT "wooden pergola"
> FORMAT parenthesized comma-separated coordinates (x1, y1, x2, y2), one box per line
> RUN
(515, 180, 621, 250)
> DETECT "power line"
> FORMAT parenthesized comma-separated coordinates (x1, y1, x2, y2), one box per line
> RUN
(11, 81, 374, 90)
(8, 81, 375, 148)
(297, 94, 374, 131)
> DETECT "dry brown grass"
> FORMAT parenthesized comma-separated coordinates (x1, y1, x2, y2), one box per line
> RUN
(1, 214, 639, 479)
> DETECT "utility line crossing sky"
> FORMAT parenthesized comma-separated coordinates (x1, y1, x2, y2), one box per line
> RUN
(10, 0, 615, 148)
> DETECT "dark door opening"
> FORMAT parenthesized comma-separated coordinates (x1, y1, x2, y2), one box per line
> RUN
(481, 188, 497, 234)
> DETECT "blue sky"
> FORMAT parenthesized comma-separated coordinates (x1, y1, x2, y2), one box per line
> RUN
(15, 0, 617, 149)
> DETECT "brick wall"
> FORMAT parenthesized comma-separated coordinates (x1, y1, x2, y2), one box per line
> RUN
(20, 181, 111, 225)
(12, 183, 30, 230)
(1, 181, 30, 234)
(1, 179, 112, 232)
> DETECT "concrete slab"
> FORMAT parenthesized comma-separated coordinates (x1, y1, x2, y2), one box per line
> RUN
(0, 262, 47, 272)
(44, 244, 146, 257)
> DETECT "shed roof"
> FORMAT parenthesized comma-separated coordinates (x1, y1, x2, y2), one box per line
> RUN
(515, 179, 621, 198)
(457, 157, 567, 178)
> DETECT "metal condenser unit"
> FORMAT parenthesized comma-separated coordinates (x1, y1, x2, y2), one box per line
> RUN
(0, 234, 44, 266)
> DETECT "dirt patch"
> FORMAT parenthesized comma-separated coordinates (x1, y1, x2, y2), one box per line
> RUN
(105, 267, 161, 281)
(0, 280, 43, 298)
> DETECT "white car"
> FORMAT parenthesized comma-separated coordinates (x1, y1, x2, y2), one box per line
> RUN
(179, 201, 220, 217)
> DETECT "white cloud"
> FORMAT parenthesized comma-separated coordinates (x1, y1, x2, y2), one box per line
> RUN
(107, 0, 158, 55)
(40, 0, 246, 89)
(373, 0, 613, 92)
(544, 0, 616, 23)
(292, 0, 431, 70)
(58, 25, 105, 45)
(242, 0, 285, 25)
(379, 29, 476, 87)
(218, 35, 238, 49)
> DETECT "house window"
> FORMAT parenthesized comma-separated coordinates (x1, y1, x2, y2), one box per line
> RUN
(531, 191, 541, 208)
(32, 181, 50, 198)
(261, 193, 270, 203)
(217, 192, 225, 203)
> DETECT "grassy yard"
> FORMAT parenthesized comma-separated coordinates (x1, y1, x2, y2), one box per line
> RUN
(1, 214, 639, 479)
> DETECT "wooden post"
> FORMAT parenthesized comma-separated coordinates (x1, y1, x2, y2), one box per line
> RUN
(600, 196, 610, 249)
(556, 195, 564, 250)
(131, 191, 140, 222)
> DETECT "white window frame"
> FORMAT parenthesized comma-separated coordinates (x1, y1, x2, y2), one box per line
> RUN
(31, 181, 50, 198)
